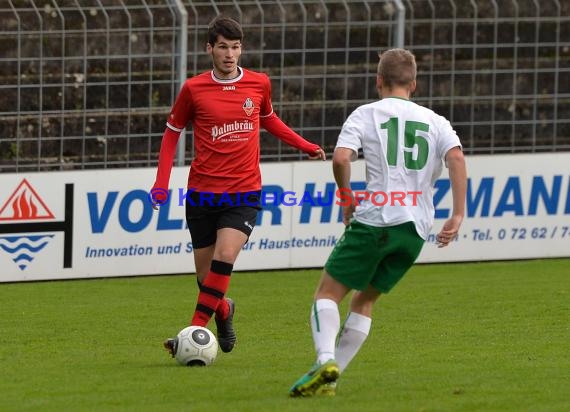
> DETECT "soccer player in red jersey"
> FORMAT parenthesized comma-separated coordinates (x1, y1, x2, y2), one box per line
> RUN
(151, 15, 326, 356)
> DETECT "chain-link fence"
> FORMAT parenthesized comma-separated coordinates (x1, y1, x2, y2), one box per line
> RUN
(404, 0, 569, 154)
(1, 0, 183, 171)
(1, 0, 569, 172)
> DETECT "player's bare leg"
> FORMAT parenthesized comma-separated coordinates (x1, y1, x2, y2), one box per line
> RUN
(349, 285, 381, 317)
(194, 245, 215, 283)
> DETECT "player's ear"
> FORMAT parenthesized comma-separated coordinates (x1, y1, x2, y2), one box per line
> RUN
(206, 42, 213, 54)
(409, 80, 417, 94)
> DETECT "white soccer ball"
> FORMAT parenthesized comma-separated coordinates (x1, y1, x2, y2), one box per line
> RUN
(175, 326, 218, 367)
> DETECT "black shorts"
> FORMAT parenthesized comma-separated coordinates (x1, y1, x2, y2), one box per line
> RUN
(185, 191, 261, 249)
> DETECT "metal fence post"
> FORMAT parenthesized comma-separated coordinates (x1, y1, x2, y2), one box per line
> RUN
(169, 0, 188, 167)
(393, 0, 405, 48)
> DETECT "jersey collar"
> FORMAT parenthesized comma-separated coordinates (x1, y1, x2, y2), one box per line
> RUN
(211, 66, 244, 84)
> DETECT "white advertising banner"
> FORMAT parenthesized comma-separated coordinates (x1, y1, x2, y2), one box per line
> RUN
(0, 152, 569, 282)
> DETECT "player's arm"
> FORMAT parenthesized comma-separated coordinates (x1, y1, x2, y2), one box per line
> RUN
(436, 146, 467, 247)
(150, 82, 192, 208)
(260, 113, 325, 160)
(333, 147, 356, 226)
(150, 127, 182, 208)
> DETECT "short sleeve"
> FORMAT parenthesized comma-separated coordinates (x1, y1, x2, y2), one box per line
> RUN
(436, 116, 462, 161)
(335, 107, 363, 154)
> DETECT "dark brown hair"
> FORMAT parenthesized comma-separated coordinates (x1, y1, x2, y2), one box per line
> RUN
(207, 16, 243, 46)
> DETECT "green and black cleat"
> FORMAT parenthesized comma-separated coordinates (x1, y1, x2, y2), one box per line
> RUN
(289, 360, 340, 397)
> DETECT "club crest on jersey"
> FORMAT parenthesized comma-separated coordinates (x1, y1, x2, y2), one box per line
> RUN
(242, 98, 255, 116)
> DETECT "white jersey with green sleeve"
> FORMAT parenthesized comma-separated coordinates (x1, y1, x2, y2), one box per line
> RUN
(336, 97, 462, 239)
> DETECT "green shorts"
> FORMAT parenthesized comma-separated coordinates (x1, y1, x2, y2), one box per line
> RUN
(325, 220, 424, 293)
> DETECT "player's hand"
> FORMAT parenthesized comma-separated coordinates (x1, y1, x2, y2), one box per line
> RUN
(308, 147, 326, 161)
(342, 203, 355, 226)
(149, 186, 169, 210)
(436, 215, 463, 247)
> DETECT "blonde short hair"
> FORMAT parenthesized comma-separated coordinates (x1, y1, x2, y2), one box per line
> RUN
(377, 48, 417, 88)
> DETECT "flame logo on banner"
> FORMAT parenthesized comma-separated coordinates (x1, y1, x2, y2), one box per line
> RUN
(0, 179, 57, 271)
(12, 190, 38, 219)
(0, 179, 54, 221)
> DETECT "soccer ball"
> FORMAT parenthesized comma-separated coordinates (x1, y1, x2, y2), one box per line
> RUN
(175, 326, 218, 367)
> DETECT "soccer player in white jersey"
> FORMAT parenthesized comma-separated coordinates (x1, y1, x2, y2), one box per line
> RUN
(289, 48, 467, 397)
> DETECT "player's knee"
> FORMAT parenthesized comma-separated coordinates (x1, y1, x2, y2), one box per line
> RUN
(212, 250, 238, 266)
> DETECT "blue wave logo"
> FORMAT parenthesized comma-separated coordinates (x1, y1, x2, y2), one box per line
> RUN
(0, 235, 54, 271)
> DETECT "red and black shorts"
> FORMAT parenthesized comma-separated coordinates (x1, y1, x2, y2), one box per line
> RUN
(185, 190, 261, 249)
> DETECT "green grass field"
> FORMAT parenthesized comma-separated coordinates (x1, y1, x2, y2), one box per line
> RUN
(1, 259, 568, 412)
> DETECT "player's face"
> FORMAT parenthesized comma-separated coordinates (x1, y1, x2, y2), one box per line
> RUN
(207, 35, 242, 79)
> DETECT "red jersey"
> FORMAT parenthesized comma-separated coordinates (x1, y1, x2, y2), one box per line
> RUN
(154, 67, 319, 194)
